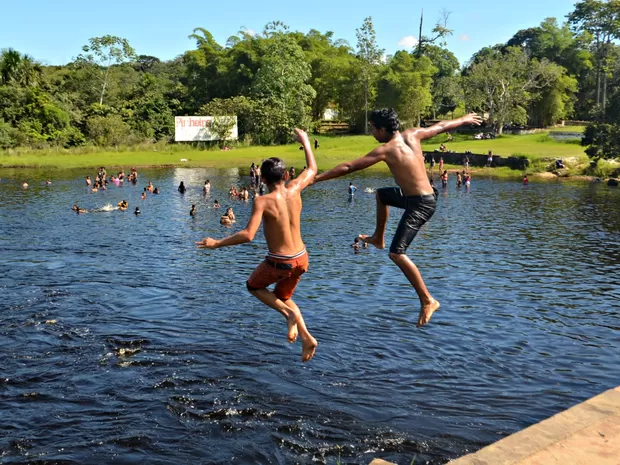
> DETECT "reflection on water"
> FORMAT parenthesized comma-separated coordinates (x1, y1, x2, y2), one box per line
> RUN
(1, 168, 619, 464)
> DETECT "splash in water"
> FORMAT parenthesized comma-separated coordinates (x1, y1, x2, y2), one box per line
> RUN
(364, 188, 374, 193)
(92, 203, 118, 212)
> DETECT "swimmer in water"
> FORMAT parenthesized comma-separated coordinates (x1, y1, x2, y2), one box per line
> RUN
(220, 207, 235, 225)
(220, 214, 233, 226)
(190, 205, 197, 216)
(134, 207, 141, 215)
(351, 236, 368, 252)
(72, 204, 87, 214)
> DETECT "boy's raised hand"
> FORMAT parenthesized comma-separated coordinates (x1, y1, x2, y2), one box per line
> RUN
(196, 237, 218, 249)
(292, 128, 309, 144)
(463, 113, 483, 126)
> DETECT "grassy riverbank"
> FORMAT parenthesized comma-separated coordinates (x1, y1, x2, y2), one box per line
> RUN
(0, 131, 611, 179)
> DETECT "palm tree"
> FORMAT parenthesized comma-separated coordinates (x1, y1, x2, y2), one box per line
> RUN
(0, 48, 22, 85)
(0, 49, 42, 86)
(17, 54, 42, 87)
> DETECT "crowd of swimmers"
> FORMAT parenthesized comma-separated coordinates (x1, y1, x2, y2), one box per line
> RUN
(428, 168, 473, 190)
(70, 162, 281, 227)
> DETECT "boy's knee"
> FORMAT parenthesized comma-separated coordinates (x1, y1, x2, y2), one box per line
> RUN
(389, 251, 405, 262)
(246, 281, 262, 294)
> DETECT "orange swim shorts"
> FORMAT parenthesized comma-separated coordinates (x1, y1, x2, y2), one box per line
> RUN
(246, 251, 309, 301)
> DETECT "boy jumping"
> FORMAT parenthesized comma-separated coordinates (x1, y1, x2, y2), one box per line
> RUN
(196, 129, 318, 362)
(313, 109, 482, 327)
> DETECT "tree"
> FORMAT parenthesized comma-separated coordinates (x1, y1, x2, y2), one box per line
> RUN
(85, 114, 131, 148)
(250, 23, 316, 142)
(568, 0, 620, 109)
(76, 36, 136, 105)
(529, 65, 578, 127)
(200, 96, 254, 141)
(0, 119, 17, 148)
(210, 116, 237, 148)
(123, 73, 175, 141)
(582, 122, 620, 159)
(0, 49, 22, 85)
(376, 52, 435, 126)
(463, 47, 565, 133)
(295, 29, 356, 121)
(183, 28, 225, 110)
(508, 18, 593, 119)
(421, 45, 461, 118)
(507, 18, 592, 77)
(432, 76, 463, 118)
(415, 9, 454, 58)
(0, 49, 42, 87)
(356, 17, 384, 134)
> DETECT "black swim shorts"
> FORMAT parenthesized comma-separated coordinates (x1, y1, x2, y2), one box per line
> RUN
(377, 187, 437, 255)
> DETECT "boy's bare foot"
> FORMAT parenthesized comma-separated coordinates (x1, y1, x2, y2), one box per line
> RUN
(288, 323, 298, 343)
(417, 299, 440, 327)
(286, 314, 299, 343)
(301, 336, 318, 362)
(358, 233, 385, 249)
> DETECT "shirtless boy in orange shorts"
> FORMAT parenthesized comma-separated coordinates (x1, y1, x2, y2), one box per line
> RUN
(196, 129, 318, 362)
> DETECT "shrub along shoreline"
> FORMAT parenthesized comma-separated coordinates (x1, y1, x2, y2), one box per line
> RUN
(0, 132, 615, 181)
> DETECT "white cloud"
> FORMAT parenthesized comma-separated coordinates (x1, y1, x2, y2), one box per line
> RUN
(458, 34, 472, 41)
(397, 36, 418, 49)
(245, 28, 257, 37)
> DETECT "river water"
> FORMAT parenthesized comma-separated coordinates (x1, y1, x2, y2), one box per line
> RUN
(1, 168, 619, 465)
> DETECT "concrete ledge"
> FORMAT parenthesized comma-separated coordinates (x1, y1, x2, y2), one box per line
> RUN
(448, 386, 620, 465)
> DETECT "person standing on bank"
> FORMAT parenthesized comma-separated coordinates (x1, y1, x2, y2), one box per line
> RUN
(313, 109, 482, 327)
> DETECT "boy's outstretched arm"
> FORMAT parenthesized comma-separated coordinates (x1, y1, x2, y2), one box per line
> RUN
(196, 200, 264, 249)
(288, 128, 317, 191)
(404, 113, 483, 141)
(313, 146, 386, 184)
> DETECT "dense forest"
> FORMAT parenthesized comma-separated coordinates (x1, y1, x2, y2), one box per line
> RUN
(1, 0, 619, 158)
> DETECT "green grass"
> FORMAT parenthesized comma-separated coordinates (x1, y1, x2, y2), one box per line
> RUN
(0, 131, 599, 177)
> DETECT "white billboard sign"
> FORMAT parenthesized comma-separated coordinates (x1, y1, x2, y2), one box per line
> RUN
(174, 116, 238, 142)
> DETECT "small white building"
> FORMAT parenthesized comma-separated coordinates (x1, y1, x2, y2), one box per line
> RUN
(323, 108, 339, 121)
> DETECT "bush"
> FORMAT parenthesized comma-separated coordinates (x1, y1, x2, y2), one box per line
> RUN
(582, 123, 620, 160)
(85, 114, 132, 147)
(0, 120, 17, 149)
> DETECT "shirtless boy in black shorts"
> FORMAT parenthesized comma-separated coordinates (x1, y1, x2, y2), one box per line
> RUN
(313, 109, 481, 327)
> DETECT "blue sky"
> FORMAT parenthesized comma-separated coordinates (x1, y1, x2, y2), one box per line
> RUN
(2, 0, 577, 67)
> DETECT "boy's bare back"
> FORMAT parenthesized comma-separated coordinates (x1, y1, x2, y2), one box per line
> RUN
(196, 129, 316, 252)
(256, 184, 304, 256)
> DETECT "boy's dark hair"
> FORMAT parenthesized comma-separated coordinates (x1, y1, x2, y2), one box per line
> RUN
(369, 108, 400, 134)
(261, 157, 287, 185)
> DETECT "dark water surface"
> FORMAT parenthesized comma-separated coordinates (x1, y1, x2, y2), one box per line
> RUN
(1, 168, 619, 465)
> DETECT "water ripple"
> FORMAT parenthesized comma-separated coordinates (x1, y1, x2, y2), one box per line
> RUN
(1, 169, 619, 464)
